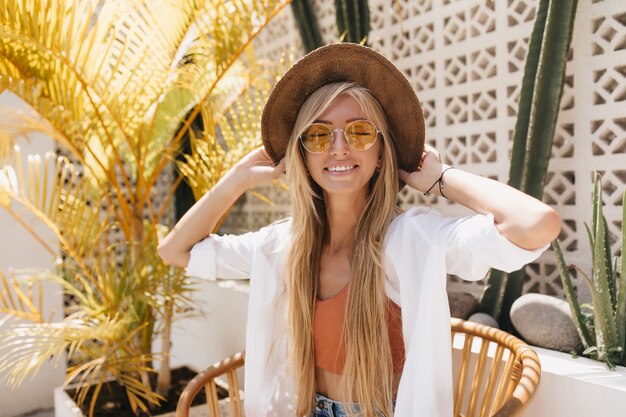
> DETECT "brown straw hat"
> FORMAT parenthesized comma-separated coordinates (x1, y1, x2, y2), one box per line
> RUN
(261, 42, 425, 173)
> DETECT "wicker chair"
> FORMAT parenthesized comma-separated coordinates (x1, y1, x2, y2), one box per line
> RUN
(176, 351, 245, 417)
(176, 319, 540, 417)
(450, 318, 541, 417)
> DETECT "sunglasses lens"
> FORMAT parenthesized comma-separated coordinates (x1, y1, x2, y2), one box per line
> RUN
(300, 121, 379, 153)
(345, 120, 378, 150)
(301, 124, 332, 153)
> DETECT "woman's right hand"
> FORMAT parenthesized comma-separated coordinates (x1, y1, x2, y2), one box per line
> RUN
(399, 144, 444, 195)
(158, 147, 285, 268)
(229, 147, 286, 190)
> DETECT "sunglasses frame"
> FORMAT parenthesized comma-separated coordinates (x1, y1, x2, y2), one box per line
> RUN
(299, 119, 381, 154)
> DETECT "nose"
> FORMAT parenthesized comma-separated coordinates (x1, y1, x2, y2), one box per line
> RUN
(329, 129, 350, 157)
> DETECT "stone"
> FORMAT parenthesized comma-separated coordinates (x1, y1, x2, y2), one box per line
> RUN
(510, 293, 584, 353)
(468, 312, 499, 328)
(448, 291, 478, 320)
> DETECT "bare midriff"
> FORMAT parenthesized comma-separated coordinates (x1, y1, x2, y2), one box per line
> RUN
(315, 367, 402, 401)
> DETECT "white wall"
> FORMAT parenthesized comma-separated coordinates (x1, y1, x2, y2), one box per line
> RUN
(0, 91, 65, 416)
(166, 280, 249, 383)
(525, 347, 626, 417)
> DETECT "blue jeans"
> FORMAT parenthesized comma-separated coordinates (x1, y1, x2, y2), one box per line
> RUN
(310, 393, 395, 417)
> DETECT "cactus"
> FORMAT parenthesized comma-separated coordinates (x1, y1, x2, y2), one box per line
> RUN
(552, 237, 594, 349)
(553, 172, 626, 368)
(479, 0, 578, 329)
(292, 0, 370, 52)
(617, 189, 626, 361)
(335, 0, 370, 44)
(291, 0, 323, 53)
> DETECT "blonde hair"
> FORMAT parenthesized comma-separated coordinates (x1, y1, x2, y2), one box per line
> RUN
(285, 82, 400, 417)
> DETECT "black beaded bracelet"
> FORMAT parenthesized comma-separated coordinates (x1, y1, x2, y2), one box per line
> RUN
(424, 166, 455, 199)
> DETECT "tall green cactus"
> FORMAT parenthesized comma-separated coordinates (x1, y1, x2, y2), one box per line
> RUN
(552, 238, 594, 349)
(617, 188, 626, 359)
(291, 0, 370, 52)
(553, 173, 626, 368)
(291, 0, 323, 53)
(479, 0, 578, 329)
(335, 0, 370, 44)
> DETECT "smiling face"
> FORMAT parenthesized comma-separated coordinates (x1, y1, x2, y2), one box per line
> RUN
(303, 94, 382, 200)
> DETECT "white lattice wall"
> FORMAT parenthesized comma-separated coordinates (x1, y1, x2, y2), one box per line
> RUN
(223, 0, 626, 300)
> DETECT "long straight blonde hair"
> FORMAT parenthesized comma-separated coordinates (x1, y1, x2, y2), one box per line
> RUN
(285, 82, 401, 417)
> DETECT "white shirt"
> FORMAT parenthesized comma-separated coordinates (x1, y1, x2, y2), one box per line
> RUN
(185, 207, 547, 417)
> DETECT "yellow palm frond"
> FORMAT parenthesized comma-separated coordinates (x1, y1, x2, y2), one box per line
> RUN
(140, 83, 203, 181)
(0, 0, 197, 189)
(1, 0, 291, 220)
(141, 60, 249, 181)
(209, 60, 249, 117)
(0, 0, 98, 127)
(0, 55, 21, 89)
(175, 128, 225, 201)
(200, 0, 288, 76)
(248, 190, 277, 208)
(0, 224, 179, 407)
(0, 149, 109, 274)
(0, 1, 292, 413)
(0, 315, 130, 388)
(0, 312, 159, 414)
(176, 51, 293, 200)
(0, 95, 86, 162)
(84, 0, 207, 163)
(0, 80, 132, 221)
(0, 129, 10, 164)
(145, 0, 291, 191)
(0, 270, 44, 325)
(64, 322, 161, 414)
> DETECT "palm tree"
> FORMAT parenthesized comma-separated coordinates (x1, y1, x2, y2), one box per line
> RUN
(0, 0, 291, 414)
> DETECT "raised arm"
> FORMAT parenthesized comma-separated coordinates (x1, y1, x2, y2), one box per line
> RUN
(399, 148, 561, 251)
(157, 147, 285, 268)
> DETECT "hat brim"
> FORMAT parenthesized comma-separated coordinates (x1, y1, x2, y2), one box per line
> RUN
(261, 43, 425, 174)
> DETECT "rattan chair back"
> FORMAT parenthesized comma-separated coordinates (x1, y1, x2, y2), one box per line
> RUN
(175, 351, 245, 417)
(451, 318, 541, 417)
(176, 319, 541, 417)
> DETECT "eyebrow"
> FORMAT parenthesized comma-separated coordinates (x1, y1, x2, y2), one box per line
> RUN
(313, 117, 367, 124)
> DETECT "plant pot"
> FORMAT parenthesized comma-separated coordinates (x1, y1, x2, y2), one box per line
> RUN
(53, 366, 236, 417)
(54, 386, 84, 417)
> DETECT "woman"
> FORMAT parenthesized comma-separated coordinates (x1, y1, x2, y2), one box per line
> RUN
(158, 43, 560, 417)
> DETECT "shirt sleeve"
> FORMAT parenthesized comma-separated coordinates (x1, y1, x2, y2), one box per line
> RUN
(443, 212, 548, 281)
(184, 228, 269, 281)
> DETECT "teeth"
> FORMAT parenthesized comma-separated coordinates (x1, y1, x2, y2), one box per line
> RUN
(327, 165, 355, 172)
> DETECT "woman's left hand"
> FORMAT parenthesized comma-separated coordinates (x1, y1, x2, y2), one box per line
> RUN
(399, 144, 446, 195)
(401, 145, 561, 249)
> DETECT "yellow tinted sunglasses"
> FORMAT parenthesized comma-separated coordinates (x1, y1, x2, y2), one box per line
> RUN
(299, 120, 380, 153)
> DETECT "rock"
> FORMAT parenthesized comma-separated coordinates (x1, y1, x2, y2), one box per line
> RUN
(510, 293, 584, 353)
(448, 292, 478, 320)
(468, 312, 499, 328)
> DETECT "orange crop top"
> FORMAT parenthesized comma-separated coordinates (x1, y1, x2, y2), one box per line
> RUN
(313, 283, 405, 375)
